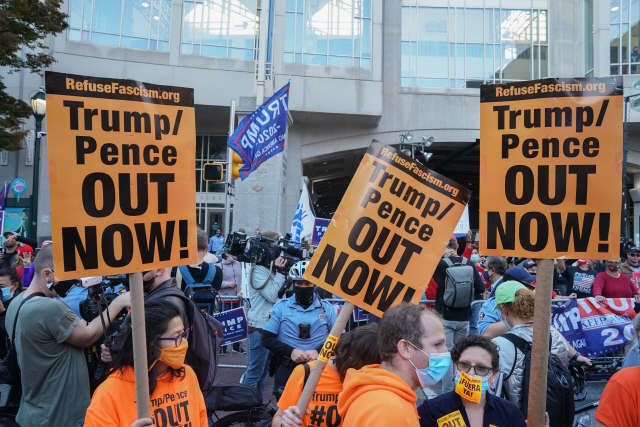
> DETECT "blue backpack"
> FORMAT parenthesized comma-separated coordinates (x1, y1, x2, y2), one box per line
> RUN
(179, 264, 218, 314)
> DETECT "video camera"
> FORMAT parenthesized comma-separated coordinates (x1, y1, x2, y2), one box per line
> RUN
(79, 275, 129, 323)
(224, 232, 304, 273)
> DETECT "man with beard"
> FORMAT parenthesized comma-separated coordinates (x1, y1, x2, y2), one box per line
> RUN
(1, 232, 37, 268)
(261, 260, 337, 400)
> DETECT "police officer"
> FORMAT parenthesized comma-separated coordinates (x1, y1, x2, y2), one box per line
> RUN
(261, 260, 337, 399)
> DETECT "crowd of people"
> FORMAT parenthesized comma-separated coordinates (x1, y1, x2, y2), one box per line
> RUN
(0, 226, 639, 427)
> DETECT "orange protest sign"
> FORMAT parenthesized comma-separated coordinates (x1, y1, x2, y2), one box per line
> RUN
(454, 371, 482, 403)
(304, 141, 471, 317)
(45, 72, 197, 279)
(480, 77, 623, 259)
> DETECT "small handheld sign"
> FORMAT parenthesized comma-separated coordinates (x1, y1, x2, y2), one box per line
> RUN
(10, 178, 27, 202)
(454, 371, 482, 403)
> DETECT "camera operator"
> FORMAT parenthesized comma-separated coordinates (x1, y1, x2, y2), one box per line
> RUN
(5, 243, 131, 427)
(262, 260, 337, 400)
(244, 230, 287, 401)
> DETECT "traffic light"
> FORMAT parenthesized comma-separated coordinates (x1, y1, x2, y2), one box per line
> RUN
(203, 163, 224, 182)
(231, 150, 243, 180)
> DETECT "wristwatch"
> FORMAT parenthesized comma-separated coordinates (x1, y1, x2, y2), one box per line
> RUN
(570, 353, 580, 362)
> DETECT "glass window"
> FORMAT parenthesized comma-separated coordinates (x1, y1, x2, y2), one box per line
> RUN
(416, 7, 447, 78)
(284, 0, 372, 68)
(182, 0, 260, 60)
(402, 6, 547, 87)
(67, 0, 171, 51)
(196, 135, 226, 193)
(612, 0, 640, 74)
(585, 0, 594, 75)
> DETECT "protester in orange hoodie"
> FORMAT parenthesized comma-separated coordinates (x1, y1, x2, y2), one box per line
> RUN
(273, 323, 381, 427)
(85, 299, 208, 427)
(337, 303, 449, 427)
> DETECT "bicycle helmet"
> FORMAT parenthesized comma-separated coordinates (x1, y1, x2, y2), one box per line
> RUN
(288, 260, 310, 281)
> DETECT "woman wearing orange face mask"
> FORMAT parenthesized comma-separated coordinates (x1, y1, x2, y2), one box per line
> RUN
(84, 299, 208, 427)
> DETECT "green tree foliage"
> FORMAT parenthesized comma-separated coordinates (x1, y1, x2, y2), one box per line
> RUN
(0, 0, 67, 151)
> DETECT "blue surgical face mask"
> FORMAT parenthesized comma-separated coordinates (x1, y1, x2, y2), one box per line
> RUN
(454, 372, 490, 397)
(407, 341, 451, 388)
(470, 254, 479, 262)
(1, 287, 13, 302)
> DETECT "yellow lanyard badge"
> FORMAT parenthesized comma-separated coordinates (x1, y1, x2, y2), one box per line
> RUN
(455, 371, 482, 403)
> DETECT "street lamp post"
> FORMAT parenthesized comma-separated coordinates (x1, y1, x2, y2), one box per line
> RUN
(30, 87, 46, 240)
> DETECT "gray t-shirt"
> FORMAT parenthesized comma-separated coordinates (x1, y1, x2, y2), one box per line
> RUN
(6, 293, 89, 427)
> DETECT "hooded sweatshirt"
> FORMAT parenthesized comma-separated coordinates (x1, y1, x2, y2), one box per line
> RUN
(337, 364, 419, 427)
(84, 365, 208, 427)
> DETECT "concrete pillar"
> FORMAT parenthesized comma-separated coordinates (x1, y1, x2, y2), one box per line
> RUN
(630, 173, 640, 245)
(592, 0, 611, 77)
(548, 0, 581, 78)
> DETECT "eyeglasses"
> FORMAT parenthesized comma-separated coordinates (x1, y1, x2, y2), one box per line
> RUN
(629, 254, 640, 257)
(456, 361, 493, 377)
(157, 327, 190, 347)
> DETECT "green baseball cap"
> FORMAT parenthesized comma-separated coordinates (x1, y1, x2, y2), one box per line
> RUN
(492, 281, 526, 311)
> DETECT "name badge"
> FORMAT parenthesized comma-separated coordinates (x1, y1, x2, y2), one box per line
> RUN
(437, 410, 467, 427)
(455, 371, 482, 403)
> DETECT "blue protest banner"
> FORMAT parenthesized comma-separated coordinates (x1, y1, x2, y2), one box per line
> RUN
(227, 83, 290, 180)
(312, 218, 330, 245)
(214, 307, 248, 345)
(551, 298, 636, 358)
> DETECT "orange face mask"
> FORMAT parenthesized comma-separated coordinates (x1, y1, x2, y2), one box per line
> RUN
(149, 340, 188, 371)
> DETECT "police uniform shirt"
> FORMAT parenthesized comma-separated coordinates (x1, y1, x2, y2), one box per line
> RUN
(264, 294, 337, 351)
(418, 390, 526, 427)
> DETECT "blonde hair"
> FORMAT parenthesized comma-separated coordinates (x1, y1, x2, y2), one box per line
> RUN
(499, 288, 535, 321)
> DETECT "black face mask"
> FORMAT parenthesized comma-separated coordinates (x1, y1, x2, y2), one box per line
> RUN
(50, 279, 79, 298)
(293, 285, 315, 308)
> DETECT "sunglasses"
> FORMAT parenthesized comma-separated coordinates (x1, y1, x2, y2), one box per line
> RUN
(456, 361, 493, 377)
(157, 327, 190, 347)
(629, 254, 640, 257)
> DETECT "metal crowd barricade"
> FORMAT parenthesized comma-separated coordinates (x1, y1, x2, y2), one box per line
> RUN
(216, 295, 249, 370)
(213, 296, 440, 370)
(213, 295, 604, 372)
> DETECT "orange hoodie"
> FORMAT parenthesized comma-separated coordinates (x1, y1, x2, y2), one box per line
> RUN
(84, 365, 208, 427)
(337, 364, 419, 427)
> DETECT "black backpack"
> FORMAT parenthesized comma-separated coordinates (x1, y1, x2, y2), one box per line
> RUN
(146, 284, 224, 392)
(501, 333, 575, 427)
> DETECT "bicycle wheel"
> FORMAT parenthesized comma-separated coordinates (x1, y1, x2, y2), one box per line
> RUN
(214, 410, 271, 427)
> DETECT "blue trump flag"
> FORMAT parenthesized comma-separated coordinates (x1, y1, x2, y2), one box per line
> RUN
(227, 83, 290, 180)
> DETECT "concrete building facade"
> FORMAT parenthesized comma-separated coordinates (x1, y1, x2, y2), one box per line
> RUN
(3, 0, 640, 244)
